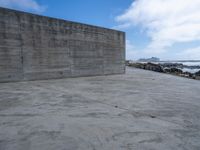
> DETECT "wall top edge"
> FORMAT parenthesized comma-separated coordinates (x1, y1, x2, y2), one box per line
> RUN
(0, 7, 125, 35)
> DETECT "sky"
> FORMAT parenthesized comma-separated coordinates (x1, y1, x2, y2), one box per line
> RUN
(0, 0, 200, 61)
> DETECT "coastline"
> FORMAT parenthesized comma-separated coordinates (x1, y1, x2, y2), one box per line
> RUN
(126, 61, 200, 80)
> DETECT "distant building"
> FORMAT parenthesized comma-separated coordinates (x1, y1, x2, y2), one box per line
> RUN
(138, 57, 160, 62)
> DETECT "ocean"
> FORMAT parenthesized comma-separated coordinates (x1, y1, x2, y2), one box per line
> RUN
(138, 61, 200, 73)
(171, 61, 200, 66)
(162, 61, 200, 73)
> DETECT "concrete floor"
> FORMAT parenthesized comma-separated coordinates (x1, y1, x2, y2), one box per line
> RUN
(0, 67, 200, 150)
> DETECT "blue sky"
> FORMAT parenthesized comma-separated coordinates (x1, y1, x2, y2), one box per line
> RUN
(1, 0, 200, 60)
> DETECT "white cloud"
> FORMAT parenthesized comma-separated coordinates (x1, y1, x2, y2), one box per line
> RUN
(126, 40, 136, 60)
(176, 46, 200, 60)
(0, 0, 46, 13)
(116, 0, 200, 57)
(126, 40, 145, 60)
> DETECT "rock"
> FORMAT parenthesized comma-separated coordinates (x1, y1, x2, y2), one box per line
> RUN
(128, 63, 145, 69)
(163, 67, 171, 73)
(164, 67, 183, 74)
(172, 68, 183, 73)
(127, 61, 200, 80)
(183, 65, 200, 69)
(195, 70, 200, 76)
(144, 63, 164, 72)
(127, 62, 163, 72)
(167, 67, 183, 74)
(160, 63, 183, 68)
(183, 72, 194, 78)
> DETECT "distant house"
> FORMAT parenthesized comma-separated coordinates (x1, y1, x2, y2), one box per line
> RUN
(138, 57, 160, 62)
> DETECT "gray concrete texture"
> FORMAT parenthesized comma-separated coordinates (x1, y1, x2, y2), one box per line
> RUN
(0, 7, 125, 82)
(0, 67, 200, 150)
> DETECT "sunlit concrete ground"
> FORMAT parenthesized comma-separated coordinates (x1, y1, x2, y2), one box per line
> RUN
(0, 67, 200, 150)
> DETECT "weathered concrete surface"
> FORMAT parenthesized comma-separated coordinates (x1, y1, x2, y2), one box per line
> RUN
(0, 7, 125, 82)
(0, 67, 200, 150)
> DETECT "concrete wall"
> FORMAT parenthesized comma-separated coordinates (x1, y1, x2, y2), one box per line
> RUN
(0, 7, 125, 82)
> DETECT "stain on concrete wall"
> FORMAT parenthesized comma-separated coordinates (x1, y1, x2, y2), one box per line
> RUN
(0, 7, 125, 82)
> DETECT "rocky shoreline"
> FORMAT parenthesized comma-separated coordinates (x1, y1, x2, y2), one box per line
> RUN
(126, 61, 200, 80)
